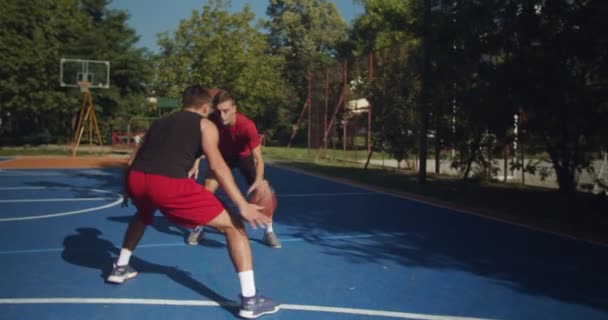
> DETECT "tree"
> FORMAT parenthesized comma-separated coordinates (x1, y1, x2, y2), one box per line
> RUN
(69, 0, 155, 132)
(505, 0, 608, 193)
(0, 0, 84, 141)
(0, 0, 154, 142)
(350, 0, 423, 170)
(156, 0, 288, 131)
(429, 0, 608, 192)
(266, 0, 348, 116)
(418, 0, 430, 183)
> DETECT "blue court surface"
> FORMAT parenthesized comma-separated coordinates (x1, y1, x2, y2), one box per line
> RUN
(1, 164, 608, 320)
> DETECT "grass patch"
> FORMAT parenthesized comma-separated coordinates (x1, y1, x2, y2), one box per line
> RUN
(263, 146, 391, 163)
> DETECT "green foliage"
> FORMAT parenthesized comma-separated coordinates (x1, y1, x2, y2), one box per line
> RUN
(155, 0, 289, 130)
(266, 0, 348, 112)
(0, 0, 154, 143)
(349, 0, 608, 192)
(0, 0, 82, 139)
(2, 0, 606, 196)
(351, 0, 420, 52)
(350, 0, 421, 163)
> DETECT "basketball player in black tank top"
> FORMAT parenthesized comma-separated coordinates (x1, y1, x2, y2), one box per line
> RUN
(108, 85, 280, 319)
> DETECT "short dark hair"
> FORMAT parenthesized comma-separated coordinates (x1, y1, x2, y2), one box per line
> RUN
(182, 85, 212, 110)
(212, 89, 234, 107)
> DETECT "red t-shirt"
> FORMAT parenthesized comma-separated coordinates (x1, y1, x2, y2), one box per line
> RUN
(212, 112, 260, 159)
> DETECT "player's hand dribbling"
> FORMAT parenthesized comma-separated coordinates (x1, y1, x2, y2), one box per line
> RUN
(246, 179, 268, 196)
(238, 202, 271, 229)
(187, 166, 199, 179)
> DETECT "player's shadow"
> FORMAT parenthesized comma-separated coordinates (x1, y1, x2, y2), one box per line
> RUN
(61, 227, 237, 315)
(106, 215, 225, 248)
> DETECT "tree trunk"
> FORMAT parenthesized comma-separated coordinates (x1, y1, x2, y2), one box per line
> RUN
(417, 0, 431, 184)
(543, 132, 578, 194)
(463, 135, 481, 181)
(435, 104, 442, 175)
(364, 139, 378, 170)
(435, 137, 441, 175)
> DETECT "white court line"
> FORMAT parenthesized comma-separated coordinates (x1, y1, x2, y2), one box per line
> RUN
(278, 192, 374, 197)
(0, 197, 116, 203)
(0, 232, 407, 255)
(0, 187, 122, 222)
(0, 298, 498, 320)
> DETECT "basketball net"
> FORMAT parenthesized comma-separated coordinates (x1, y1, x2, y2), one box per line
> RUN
(72, 80, 103, 156)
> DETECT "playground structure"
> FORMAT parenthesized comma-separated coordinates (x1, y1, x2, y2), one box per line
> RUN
(110, 116, 156, 149)
(110, 97, 179, 149)
(287, 47, 389, 163)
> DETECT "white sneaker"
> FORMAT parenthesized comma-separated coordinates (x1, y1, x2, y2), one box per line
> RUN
(107, 264, 138, 284)
(262, 232, 282, 248)
(187, 227, 205, 245)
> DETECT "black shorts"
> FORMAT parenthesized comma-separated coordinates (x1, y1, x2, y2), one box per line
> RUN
(224, 154, 256, 185)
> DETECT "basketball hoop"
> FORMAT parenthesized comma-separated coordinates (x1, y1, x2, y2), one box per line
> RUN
(77, 80, 90, 93)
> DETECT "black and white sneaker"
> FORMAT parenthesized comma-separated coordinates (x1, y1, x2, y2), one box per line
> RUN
(239, 293, 280, 319)
(107, 263, 138, 284)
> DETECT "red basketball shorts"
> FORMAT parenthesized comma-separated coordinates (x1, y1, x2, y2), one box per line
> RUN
(127, 170, 224, 228)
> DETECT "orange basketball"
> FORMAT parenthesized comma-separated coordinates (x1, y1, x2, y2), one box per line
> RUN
(248, 186, 277, 218)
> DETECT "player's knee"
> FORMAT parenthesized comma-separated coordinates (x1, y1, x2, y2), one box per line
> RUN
(207, 209, 245, 233)
(230, 214, 246, 228)
(135, 212, 153, 225)
(215, 223, 246, 237)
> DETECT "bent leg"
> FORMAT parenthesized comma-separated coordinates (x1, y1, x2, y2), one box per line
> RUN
(121, 214, 147, 251)
(203, 170, 220, 193)
(108, 214, 147, 283)
(205, 209, 252, 272)
(185, 171, 221, 245)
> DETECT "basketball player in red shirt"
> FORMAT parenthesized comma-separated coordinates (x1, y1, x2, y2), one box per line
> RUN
(187, 90, 282, 248)
(109, 86, 279, 318)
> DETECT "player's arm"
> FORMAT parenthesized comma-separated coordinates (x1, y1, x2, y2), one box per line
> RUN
(245, 124, 266, 195)
(188, 156, 202, 179)
(126, 144, 140, 167)
(122, 136, 143, 206)
(200, 118, 270, 228)
(252, 145, 264, 183)
(247, 144, 266, 195)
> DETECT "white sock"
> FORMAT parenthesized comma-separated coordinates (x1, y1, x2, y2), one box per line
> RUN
(116, 248, 132, 266)
(238, 270, 256, 297)
(266, 223, 273, 233)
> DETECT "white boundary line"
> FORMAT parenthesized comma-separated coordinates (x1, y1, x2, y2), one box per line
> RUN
(270, 163, 608, 248)
(0, 298, 498, 320)
(278, 192, 374, 197)
(0, 187, 122, 222)
(0, 232, 408, 255)
(0, 197, 116, 203)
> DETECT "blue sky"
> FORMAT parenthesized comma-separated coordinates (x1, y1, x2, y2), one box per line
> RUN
(109, 0, 364, 53)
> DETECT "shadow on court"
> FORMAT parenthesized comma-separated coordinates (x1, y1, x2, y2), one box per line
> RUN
(105, 215, 226, 248)
(61, 227, 237, 315)
(265, 167, 608, 314)
(28, 165, 608, 314)
(25, 168, 125, 198)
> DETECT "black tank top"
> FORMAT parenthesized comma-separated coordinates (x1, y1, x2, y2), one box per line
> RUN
(131, 111, 203, 178)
